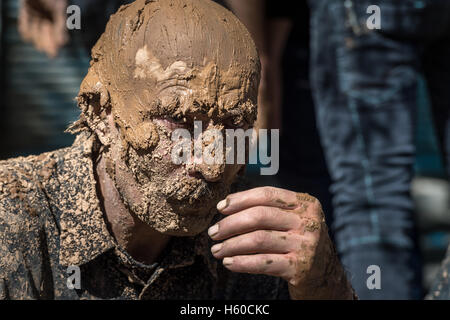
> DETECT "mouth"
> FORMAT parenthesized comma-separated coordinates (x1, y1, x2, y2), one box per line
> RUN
(163, 175, 223, 215)
(165, 176, 212, 202)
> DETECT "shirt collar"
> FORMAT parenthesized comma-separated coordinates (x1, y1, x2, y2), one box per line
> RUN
(44, 132, 116, 267)
(160, 230, 217, 275)
(115, 230, 218, 281)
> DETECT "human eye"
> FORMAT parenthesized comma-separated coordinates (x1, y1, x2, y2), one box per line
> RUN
(169, 114, 186, 124)
(157, 114, 189, 130)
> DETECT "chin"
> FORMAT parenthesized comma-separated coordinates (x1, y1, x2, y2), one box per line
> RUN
(135, 198, 219, 237)
(168, 197, 216, 215)
(154, 211, 217, 237)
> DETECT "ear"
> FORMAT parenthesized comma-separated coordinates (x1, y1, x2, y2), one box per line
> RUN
(94, 107, 114, 147)
(76, 67, 112, 145)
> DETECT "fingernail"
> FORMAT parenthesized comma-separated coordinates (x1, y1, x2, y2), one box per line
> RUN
(211, 243, 222, 254)
(223, 257, 234, 266)
(217, 198, 229, 211)
(208, 224, 219, 237)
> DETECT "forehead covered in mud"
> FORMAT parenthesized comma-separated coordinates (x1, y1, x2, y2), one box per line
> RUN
(85, 0, 260, 142)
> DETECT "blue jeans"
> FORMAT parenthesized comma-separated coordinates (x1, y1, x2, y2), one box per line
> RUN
(309, 0, 450, 299)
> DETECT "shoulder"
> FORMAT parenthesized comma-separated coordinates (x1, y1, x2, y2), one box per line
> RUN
(0, 143, 89, 299)
(0, 150, 63, 221)
(0, 146, 71, 217)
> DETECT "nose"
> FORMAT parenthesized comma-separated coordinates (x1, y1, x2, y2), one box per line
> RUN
(187, 124, 226, 182)
(187, 146, 226, 182)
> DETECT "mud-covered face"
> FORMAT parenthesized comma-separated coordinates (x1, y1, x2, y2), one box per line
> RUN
(79, 0, 260, 236)
(105, 57, 257, 236)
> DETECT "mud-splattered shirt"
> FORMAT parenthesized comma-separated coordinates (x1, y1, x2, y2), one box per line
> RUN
(0, 133, 289, 300)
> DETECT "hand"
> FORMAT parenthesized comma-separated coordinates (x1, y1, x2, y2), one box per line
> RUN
(18, 0, 69, 58)
(208, 186, 356, 299)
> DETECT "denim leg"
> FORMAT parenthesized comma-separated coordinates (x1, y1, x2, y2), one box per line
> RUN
(309, 0, 425, 299)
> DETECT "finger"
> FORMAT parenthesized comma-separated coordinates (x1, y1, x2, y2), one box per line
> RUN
(208, 205, 301, 240)
(211, 230, 306, 259)
(222, 253, 296, 282)
(208, 205, 325, 241)
(217, 186, 302, 215)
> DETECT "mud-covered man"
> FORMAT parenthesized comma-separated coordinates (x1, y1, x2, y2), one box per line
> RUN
(0, 0, 355, 299)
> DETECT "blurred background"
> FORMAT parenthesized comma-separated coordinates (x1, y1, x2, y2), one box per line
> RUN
(1, 0, 449, 299)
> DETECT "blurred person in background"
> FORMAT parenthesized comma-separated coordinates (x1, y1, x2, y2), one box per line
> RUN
(17, 0, 133, 57)
(1, 0, 85, 158)
(0, 0, 131, 160)
(309, 0, 450, 299)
